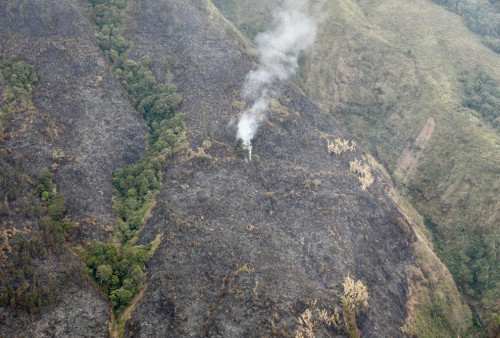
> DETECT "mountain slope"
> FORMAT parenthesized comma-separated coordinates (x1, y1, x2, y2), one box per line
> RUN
(213, 0, 500, 332)
(123, 0, 470, 336)
(0, 0, 147, 335)
(0, 0, 147, 233)
(302, 0, 500, 329)
(0, 0, 473, 336)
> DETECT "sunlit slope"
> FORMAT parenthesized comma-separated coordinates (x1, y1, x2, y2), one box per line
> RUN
(301, 0, 500, 329)
(213, 0, 500, 333)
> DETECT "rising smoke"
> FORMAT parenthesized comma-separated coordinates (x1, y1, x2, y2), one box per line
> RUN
(236, 0, 323, 160)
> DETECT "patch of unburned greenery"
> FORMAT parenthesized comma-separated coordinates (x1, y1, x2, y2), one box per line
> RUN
(0, 54, 38, 136)
(406, 107, 500, 332)
(82, 0, 186, 317)
(0, 54, 38, 99)
(210, 0, 273, 39)
(0, 169, 76, 314)
(385, 194, 474, 336)
(80, 240, 154, 313)
(460, 70, 500, 131)
(404, 235, 474, 337)
(430, 0, 500, 54)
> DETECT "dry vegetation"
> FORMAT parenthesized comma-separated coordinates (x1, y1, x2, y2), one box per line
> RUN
(341, 276, 369, 315)
(295, 304, 341, 338)
(341, 276, 369, 338)
(349, 158, 374, 190)
(327, 137, 356, 155)
(294, 277, 369, 338)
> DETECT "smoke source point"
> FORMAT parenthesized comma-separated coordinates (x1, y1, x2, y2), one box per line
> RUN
(235, 0, 322, 162)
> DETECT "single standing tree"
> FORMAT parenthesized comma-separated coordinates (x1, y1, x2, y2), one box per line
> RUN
(96, 264, 113, 285)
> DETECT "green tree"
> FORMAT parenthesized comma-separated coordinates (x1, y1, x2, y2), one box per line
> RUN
(96, 264, 113, 284)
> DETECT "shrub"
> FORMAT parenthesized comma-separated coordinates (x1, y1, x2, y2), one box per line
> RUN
(236, 138, 249, 158)
(341, 276, 369, 315)
(0, 55, 38, 98)
(340, 276, 369, 338)
(349, 158, 374, 190)
(327, 138, 356, 155)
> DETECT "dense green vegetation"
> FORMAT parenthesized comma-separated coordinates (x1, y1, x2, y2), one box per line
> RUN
(82, 0, 186, 314)
(425, 216, 499, 299)
(0, 54, 38, 135)
(80, 240, 154, 312)
(431, 0, 500, 53)
(460, 71, 500, 130)
(424, 213, 500, 335)
(0, 54, 38, 99)
(0, 169, 75, 314)
(1, 4, 186, 317)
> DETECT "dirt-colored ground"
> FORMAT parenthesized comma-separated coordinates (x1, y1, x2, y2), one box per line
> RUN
(395, 116, 435, 183)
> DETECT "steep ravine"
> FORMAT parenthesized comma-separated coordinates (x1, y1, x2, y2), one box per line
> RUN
(0, 0, 146, 335)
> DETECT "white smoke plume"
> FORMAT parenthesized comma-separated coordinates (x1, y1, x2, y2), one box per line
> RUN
(236, 0, 323, 160)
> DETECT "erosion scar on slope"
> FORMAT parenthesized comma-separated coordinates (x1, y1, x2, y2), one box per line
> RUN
(395, 116, 436, 183)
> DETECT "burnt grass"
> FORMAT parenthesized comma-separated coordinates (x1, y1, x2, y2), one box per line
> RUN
(0, 0, 147, 236)
(124, 0, 416, 336)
